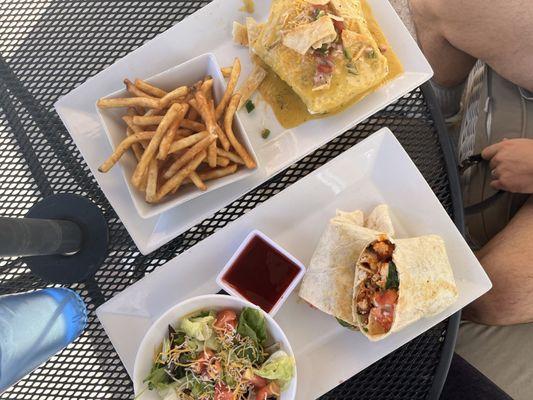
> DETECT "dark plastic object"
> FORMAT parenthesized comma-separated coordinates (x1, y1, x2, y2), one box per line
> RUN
(22, 194, 108, 284)
(0, 2, 462, 399)
(0, 216, 82, 257)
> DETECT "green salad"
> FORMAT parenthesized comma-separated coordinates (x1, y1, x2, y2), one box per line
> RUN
(144, 307, 295, 400)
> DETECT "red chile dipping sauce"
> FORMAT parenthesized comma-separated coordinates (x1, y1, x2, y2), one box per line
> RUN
(221, 235, 301, 313)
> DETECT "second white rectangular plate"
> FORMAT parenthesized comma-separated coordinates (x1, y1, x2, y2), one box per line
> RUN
(54, 0, 432, 254)
(96, 128, 491, 399)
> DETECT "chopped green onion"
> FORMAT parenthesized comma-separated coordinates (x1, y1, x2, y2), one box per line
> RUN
(316, 44, 329, 55)
(336, 317, 357, 330)
(367, 49, 377, 59)
(346, 62, 359, 75)
(245, 99, 255, 113)
(261, 128, 271, 139)
(343, 47, 351, 60)
(313, 9, 326, 20)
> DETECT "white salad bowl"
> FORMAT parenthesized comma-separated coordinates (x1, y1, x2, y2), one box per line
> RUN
(133, 294, 297, 399)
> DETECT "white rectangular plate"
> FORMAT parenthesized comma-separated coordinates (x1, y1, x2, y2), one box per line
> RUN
(96, 128, 491, 399)
(55, 0, 432, 254)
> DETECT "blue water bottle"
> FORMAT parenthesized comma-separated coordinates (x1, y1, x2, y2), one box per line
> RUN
(0, 288, 87, 392)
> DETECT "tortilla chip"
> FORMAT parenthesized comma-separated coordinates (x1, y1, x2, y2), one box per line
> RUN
(282, 16, 337, 55)
(232, 21, 249, 46)
(246, 17, 262, 48)
(237, 65, 267, 109)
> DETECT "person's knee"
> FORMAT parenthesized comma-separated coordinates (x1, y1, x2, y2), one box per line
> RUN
(410, 0, 442, 27)
(463, 299, 511, 326)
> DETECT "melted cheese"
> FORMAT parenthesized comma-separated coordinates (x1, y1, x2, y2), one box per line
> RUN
(258, 0, 404, 128)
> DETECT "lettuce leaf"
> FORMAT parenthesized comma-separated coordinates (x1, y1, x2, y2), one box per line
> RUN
(237, 307, 267, 344)
(255, 350, 295, 389)
(144, 365, 172, 391)
(180, 311, 216, 341)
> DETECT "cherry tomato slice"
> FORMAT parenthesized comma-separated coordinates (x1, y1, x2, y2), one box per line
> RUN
(214, 309, 237, 331)
(214, 382, 234, 400)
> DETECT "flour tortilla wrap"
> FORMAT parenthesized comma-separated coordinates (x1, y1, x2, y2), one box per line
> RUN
(353, 235, 458, 341)
(365, 204, 395, 237)
(298, 217, 381, 325)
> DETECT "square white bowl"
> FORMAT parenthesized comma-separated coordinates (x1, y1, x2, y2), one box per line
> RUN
(216, 229, 306, 316)
(96, 53, 258, 219)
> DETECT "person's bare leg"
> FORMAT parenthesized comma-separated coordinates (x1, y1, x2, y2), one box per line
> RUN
(410, 0, 533, 91)
(464, 197, 533, 326)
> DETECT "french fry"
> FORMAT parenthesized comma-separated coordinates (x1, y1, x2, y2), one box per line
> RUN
(158, 104, 189, 160)
(146, 159, 159, 203)
(123, 116, 143, 133)
(198, 164, 238, 181)
(132, 115, 164, 126)
(216, 148, 245, 165)
(189, 172, 207, 191)
(168, 131, 209, 154)
(123, 116, 152, 149)
(159, 86, 188, 109)
(187, 106, 200, 122)
(144, 108, 164, 117)
(131, 103, 183, 187)
(97, 97, 160, 109)
(139, 165, 149, 192)
(192, 92, 218, 167)
(217, 156, 230, 167)
(224, 93, 256, 169)
(201, 78, 214, 102)
(98, 131, 156, 172)
(134, 79, 168, 98)
(221, 67, 232, 78)
(215, 58, 241, 120)
(207, 141, 217, 168)
(163, 134, 216, 179)
(127, 127, 144, 161)
(173, 128, 193, 140)
(209, 100, 230, 151)
(181, 119, 206, 132)
(126, 108, 144, 160)
(156, 151, 206, 201)
(202, 156, 231, 168)
(124, 79, 158, 99)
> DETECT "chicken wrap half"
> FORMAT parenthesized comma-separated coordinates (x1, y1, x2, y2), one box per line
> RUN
(353, 234, 458, 341)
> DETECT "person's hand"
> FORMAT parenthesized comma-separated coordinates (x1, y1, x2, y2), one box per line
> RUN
(481, 138, 533, 193)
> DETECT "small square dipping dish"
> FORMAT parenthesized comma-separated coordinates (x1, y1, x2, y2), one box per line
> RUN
(96, 53, 258, 219)
(216, 229, 306, 316)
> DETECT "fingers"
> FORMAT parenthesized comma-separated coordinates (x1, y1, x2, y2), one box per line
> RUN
(481, 141, 502, 160)
(490, 180, 503, 191)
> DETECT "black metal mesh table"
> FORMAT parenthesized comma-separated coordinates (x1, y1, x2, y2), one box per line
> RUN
(0, 1, 463, 399)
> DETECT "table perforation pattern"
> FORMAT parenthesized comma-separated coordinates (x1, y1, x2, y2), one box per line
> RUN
(1, 1, 452, 398)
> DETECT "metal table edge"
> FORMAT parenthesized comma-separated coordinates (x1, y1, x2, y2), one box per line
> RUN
(421, 81, 464, 400)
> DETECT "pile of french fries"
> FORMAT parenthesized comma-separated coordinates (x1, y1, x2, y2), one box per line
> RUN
(97, 58, 256, 204)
